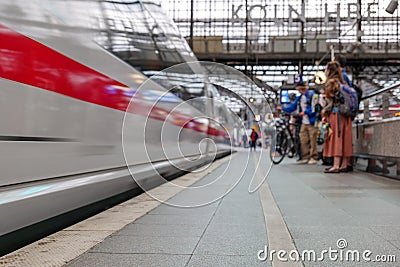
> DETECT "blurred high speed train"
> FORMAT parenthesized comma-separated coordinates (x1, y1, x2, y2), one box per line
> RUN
(0, 0, 239, 254)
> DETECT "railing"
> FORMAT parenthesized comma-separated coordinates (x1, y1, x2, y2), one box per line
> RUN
(361, 82, 400, 100)
(191, 36, 400, 55)
(353, 82, 400, 178)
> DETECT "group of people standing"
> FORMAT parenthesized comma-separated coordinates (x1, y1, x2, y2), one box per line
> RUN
(278, 56, 356, 173)
(278, 80, 319, 165)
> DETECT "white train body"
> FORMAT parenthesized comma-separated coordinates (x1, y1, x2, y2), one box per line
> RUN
(0, 0, 236, 247)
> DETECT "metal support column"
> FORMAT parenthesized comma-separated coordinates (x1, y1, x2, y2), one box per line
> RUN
(189, 0, 194, 49)
(381, 93, 390, 173)
(357, 0, 362, 44)
(363, 99, 370, 121)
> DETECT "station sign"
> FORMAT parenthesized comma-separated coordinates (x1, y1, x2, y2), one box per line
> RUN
(232, 2, 379, 29)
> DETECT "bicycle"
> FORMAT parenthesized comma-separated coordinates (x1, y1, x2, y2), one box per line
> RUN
(269, 112, 300, 164)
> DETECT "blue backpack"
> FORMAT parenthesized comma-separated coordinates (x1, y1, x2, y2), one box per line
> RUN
(338, 82, 359, 119)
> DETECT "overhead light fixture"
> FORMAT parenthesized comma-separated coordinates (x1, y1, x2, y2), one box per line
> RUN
(386, 0, 398, 14)
(315, 71, 327, 85)
(249, 97, 255, 103)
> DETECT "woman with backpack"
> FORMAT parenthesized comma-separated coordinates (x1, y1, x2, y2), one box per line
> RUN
(321, 61, 353, 173)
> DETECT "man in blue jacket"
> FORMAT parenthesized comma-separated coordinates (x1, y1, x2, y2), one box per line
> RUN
(278, 81, 318, 164)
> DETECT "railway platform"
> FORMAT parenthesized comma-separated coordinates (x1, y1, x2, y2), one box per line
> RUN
(1, 150, 400, 266)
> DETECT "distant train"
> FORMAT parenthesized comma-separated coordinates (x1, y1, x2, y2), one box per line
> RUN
(0, 0, 238, 252)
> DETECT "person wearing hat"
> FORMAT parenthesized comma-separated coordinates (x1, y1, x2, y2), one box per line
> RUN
(277, 81, 319, 164)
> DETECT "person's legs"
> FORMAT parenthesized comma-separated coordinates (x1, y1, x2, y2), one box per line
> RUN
(295, 124, 302, 160)
(348, 157, 353, 168)
(308, 125, 318, 161)
(299, 124, 310, 160)
(341, 116, 354, 171)
(340, 157, 350, 170)
(346, 157, 354, 172)
(334, 157, 341, 169)
(325, 156, 341, 173)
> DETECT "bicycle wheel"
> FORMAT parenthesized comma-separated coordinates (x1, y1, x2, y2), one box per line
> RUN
(270, 132, 288, 164)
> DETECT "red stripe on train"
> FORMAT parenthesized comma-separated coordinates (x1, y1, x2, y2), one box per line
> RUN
(0, 24, 227, 138)
(0, 24, 130, 111)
